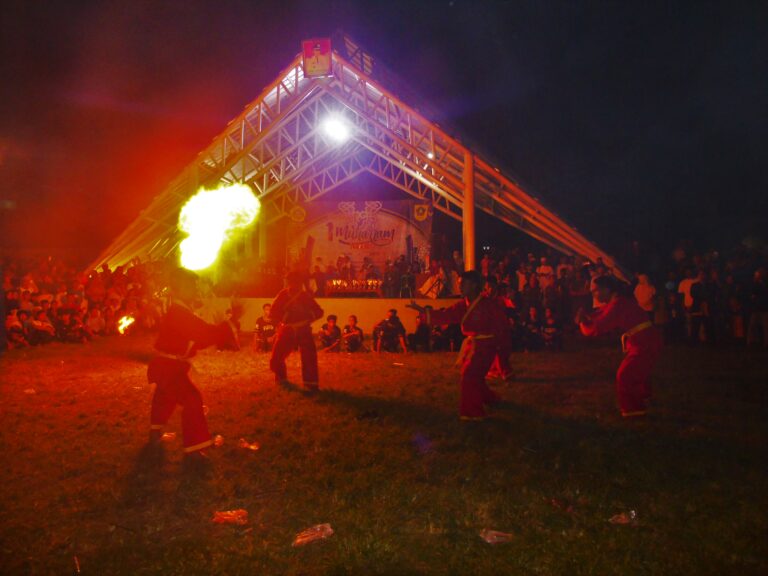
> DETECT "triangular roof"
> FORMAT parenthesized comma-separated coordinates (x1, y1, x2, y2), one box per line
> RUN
(88, 33, 624, 277)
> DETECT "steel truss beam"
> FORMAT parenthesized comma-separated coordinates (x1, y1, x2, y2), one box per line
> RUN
(88, 43, 624, 278)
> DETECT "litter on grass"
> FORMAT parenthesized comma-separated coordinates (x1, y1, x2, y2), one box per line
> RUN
(238, 438, 260, 451)
(212, 509, 248, 525)
(479, 529, 515, 544)
(609, 510, 638, 525)
(292, 523, 334, 547)
(24, 388, 36, 395)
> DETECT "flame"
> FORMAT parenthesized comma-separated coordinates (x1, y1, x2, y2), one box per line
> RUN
(118, 315, 135, 334)
(178, 183, 260, 271)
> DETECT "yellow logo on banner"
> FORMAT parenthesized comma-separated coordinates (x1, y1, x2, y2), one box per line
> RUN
(414, 204, 429, 222)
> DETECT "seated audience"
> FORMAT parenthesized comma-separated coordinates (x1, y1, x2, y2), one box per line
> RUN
(253, 303, 277, 352)
(318, 314, 342, 351)
(373, 309, 408, 352)
(342, 315, 365, 352)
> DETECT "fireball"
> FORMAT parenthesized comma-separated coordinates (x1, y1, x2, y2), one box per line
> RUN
(178, 183, 260, 271)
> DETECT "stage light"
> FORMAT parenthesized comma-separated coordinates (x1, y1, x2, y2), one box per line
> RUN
(321, 116, 350, 143)
(427, 152, 434, 159)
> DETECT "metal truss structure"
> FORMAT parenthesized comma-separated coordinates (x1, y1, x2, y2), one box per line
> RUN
(88, 34, 624, 276)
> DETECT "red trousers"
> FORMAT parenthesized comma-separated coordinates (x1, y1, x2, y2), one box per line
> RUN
(270, 325, 319, 388)
(489, 344, 513, 379)
(148, 357, 211, 452)
(617, 330, 662, 413)
(459, 342, 501, 417)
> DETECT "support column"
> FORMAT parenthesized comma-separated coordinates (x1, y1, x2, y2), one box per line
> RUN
(462, 149, 476, 271)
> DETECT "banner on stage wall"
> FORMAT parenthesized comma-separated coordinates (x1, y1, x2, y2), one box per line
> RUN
(287, 200, 432, 270)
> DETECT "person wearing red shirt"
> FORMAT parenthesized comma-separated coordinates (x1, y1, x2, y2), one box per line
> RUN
(408, 271, 509, 420)
(147, 268, 238, 461)
(269, 271, 324, 391)
(576, 275, 662, 418)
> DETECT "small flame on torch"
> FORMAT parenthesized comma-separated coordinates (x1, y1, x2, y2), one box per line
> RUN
(118, 315, 135, 334)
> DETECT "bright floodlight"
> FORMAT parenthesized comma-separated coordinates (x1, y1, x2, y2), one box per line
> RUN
(322, 116, 350, 143)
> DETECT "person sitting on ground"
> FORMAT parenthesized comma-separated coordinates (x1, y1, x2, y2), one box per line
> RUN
(522, 306, 543, 351)
(29, 309, 56, 345)
(253, 303, 277, 352)
(56, 309, 88, 343)
(407, 314, 432, 352)
(542, 307, 563, 350)
(373, 309, 408, 352)
(318, 314, 342, 352)
(86, 307, 106, 336)
(5, 310, 29, 348)
(342, 315, 364, 352)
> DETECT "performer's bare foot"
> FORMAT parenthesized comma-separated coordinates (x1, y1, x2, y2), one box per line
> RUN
(302, 382, 319, 395)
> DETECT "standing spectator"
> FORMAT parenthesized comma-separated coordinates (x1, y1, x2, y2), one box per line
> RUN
(687, 270, 707, 343)
(521, 275, 542, 314)
(747, 269, 768, 348)
(677, 269, 700, 312)
(634, 274, 657, 321)
(536, 257, 555, 290)
(310, 265, 326, 297)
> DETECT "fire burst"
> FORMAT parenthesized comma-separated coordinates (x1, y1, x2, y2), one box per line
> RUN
(118, 315, 135, 334)
(178, 183, 260, 271)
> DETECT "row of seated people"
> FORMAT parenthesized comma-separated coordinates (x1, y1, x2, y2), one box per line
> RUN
(251, 303, 565, 354)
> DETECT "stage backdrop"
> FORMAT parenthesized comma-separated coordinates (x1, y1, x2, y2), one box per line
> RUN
(286, 200, 432, 270)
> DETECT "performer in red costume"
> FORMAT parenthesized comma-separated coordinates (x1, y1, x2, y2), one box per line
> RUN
(148, 268, 238, 460)
(269, 271, 324, 391)
(408, 271, 509, 420)
(576, 275, 662, 418)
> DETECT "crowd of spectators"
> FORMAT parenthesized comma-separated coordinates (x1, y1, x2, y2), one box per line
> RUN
(4, 241, 768, 352)
(3, 257, 166, 349)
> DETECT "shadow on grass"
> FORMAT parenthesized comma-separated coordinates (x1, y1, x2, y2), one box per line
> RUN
(121, 443, 168, 508)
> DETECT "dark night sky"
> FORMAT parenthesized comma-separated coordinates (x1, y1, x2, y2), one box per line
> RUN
(1, 0, 766, 264)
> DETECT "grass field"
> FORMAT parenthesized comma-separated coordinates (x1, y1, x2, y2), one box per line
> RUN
(1, 334, 766, 575)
